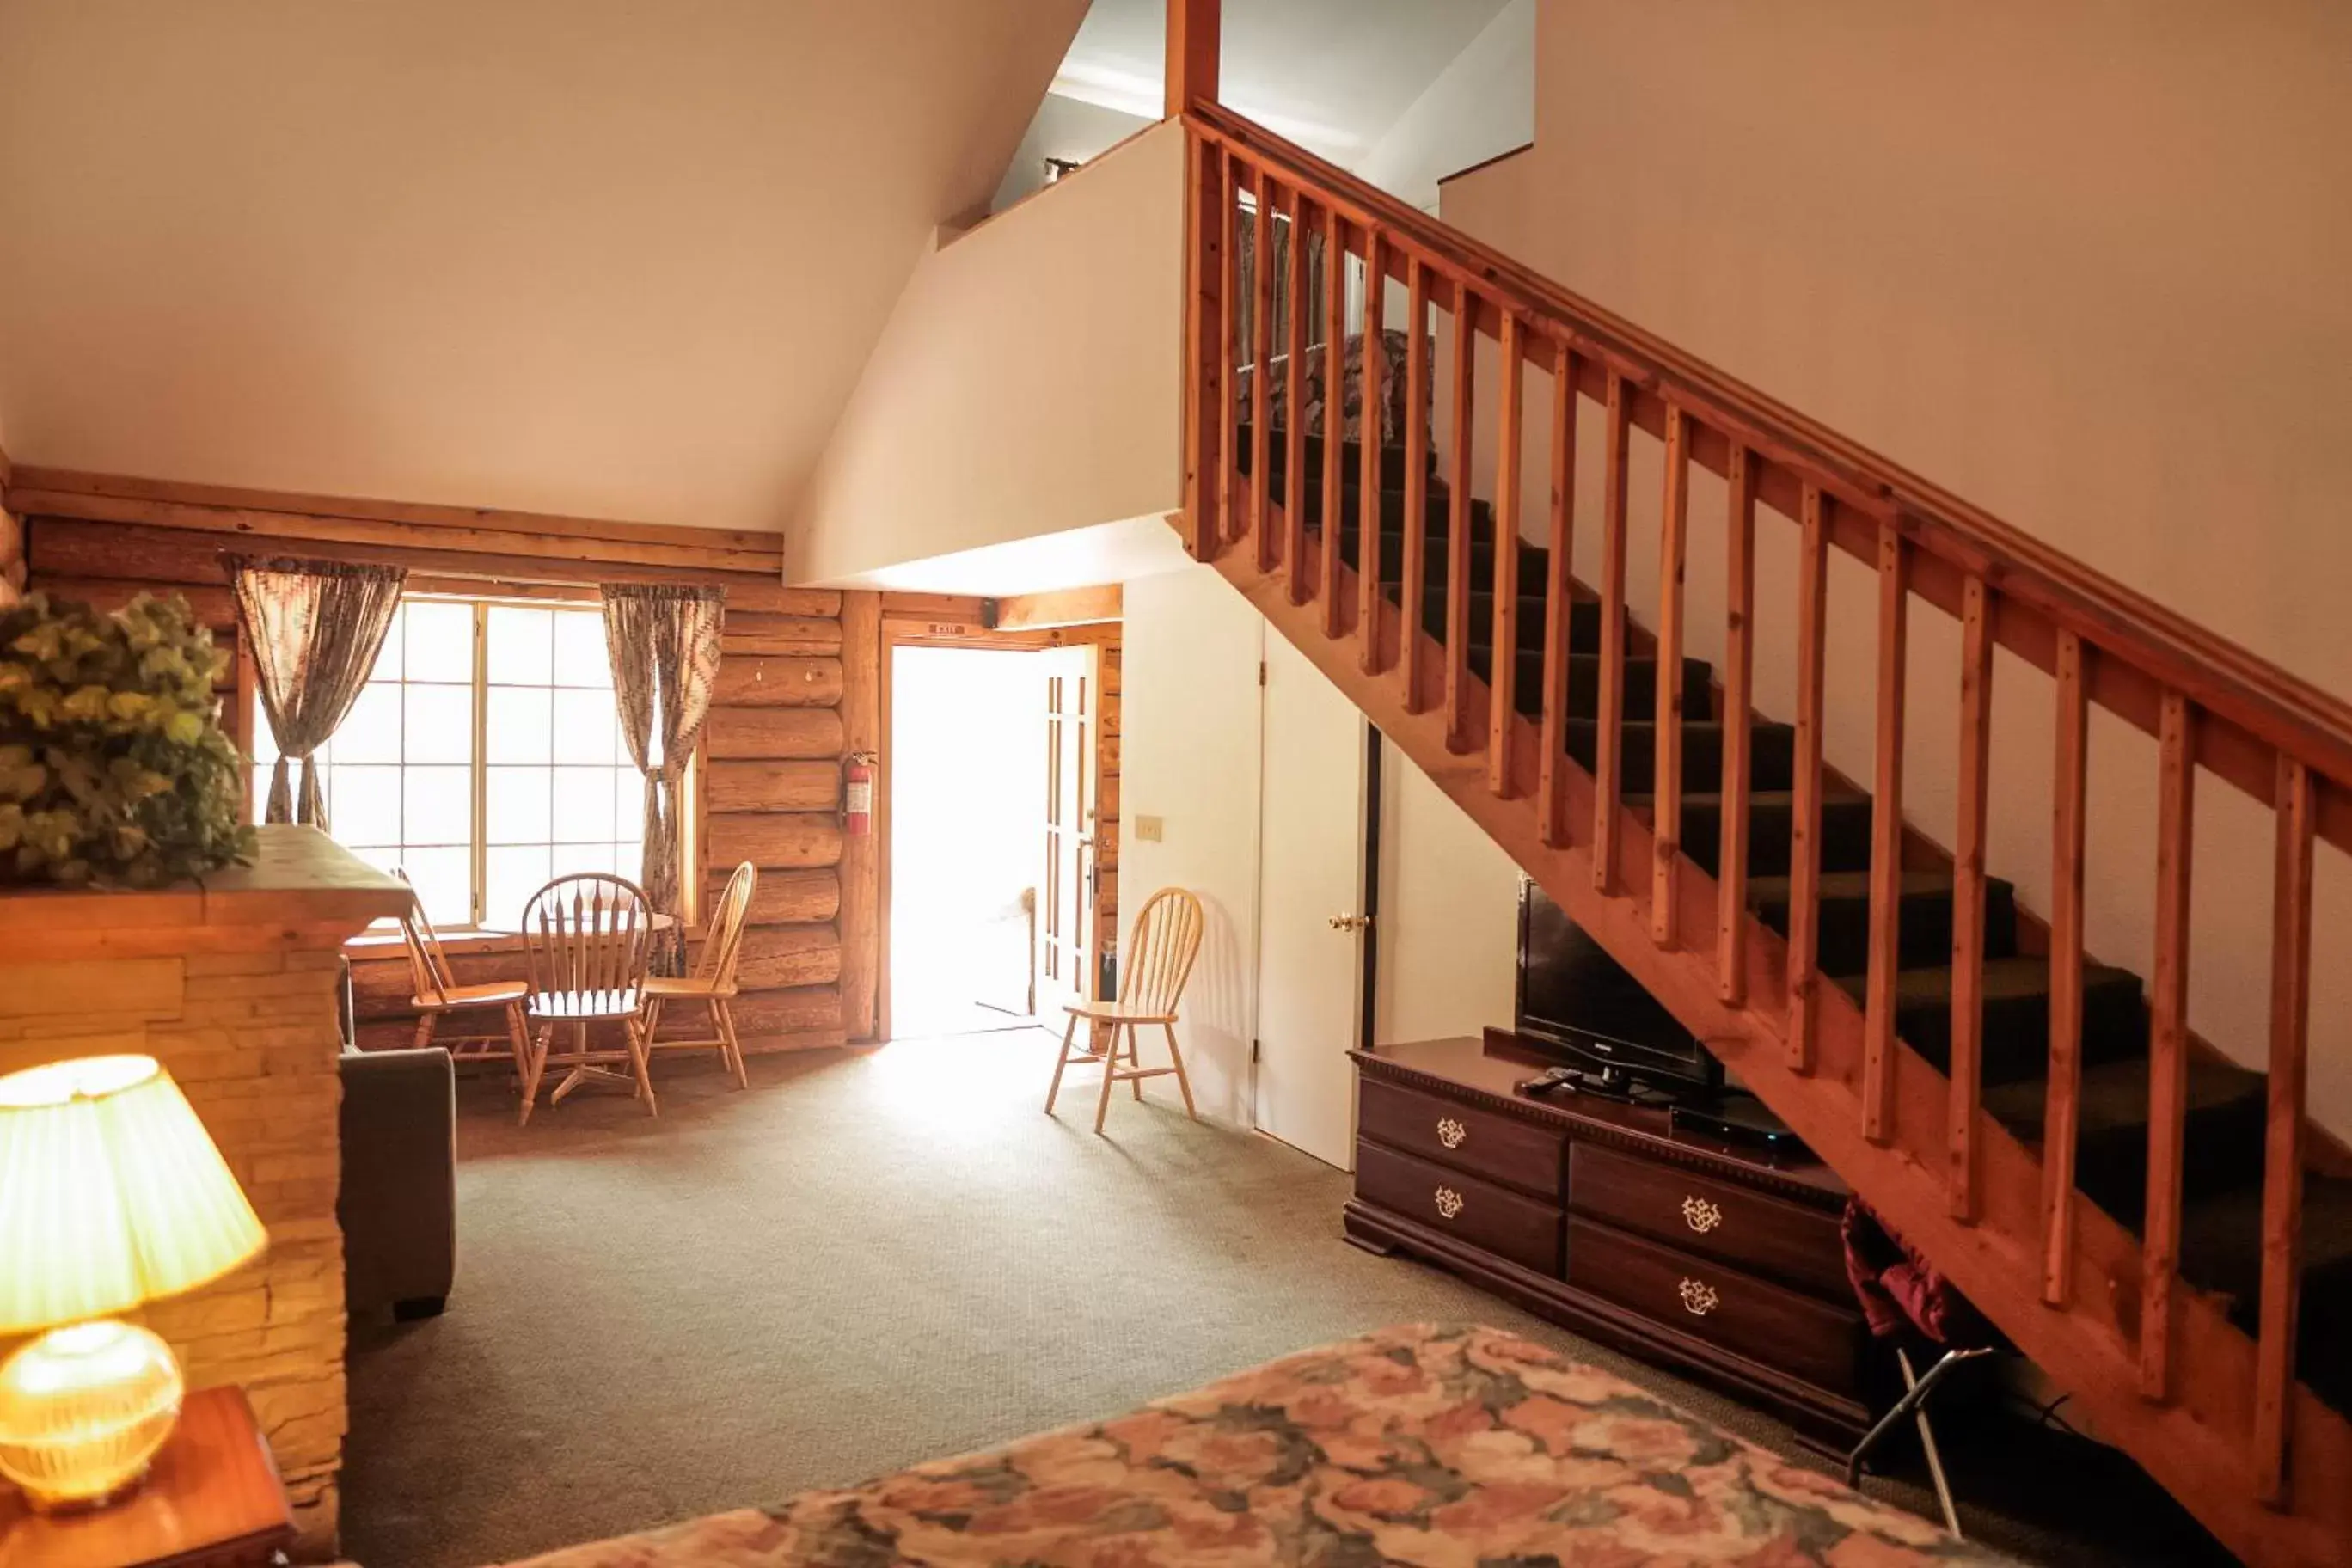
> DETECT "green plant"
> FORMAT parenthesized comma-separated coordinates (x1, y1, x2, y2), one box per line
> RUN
(0, 591, 254, 887)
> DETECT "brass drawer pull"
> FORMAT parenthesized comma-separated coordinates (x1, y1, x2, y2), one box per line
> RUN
(1436, 1117, 1467, 1150)
(1678, 1277, 1720, 1317)
(1434, 1186, 1465, 1221)
(1681, 1196, 1724, 1234)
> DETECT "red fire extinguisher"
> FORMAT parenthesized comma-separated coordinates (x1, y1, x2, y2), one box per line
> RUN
(843, 751, 878, 838)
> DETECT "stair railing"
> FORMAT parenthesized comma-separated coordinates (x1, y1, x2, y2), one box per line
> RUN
(1179, 100, 2349, 1511)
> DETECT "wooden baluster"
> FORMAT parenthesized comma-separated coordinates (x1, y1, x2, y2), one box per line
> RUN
(1217, 150, 1240, 551)
(1182, 132, 1222, 560)
(1538, 340, 1577, 848)
(1357, 225, 1386, 671)
(2256, 755, 2314, 1506)
(1651, 405, 1691, 942)
(1320, 205, 1346, 636)
(1282, 192, 1309, 606)
(1951, 573, 1994, 1222)
(2140, 689, 2195, 1398)
(2043, 627, 2090, 1306)
(1250, 168, 1274, 573)
(1863, 521, 1908, 1143)
(1442, 284, 1477, 751)
(1717, 445, 1755, 1001)
(1788, 485, 1828, 1072)
(1487, 310, 1523, 795)
(1590, 371, 1630, 891)
(1400, 260, 1432, 714)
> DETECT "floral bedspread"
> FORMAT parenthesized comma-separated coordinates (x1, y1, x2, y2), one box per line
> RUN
(498, 1324, 2010, 1566)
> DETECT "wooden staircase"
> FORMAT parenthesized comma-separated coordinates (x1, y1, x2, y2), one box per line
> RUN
(1173, 103, 2352, 1566)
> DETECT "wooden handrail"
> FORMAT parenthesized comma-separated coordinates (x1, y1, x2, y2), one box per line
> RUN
(1183, 102, 2352, 830)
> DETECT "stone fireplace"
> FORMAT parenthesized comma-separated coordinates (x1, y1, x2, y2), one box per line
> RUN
(0, 827, 406, 1556)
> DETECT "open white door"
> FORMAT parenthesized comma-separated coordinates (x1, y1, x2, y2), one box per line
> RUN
(1253, 633, 1368, 1170)
(1037, 643, 1099, 1018)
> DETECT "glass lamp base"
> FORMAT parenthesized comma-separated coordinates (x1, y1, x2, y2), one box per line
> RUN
(0, 1320, 185, 1511)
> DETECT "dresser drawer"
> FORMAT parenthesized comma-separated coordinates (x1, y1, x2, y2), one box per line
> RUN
(1358, 1075, 1565, 1197)
(1357, 1140, 1564, 1277)
(1565, 1216, 1865, 1396)
(1570, 1142, 1850, 1300)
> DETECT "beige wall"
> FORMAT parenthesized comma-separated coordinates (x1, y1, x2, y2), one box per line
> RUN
(1118, 563, 1265, 1124)
(1441, 0, 2352, 1130)
(1375, 742, 1522, 1044)
(790, 120, 1186, 588)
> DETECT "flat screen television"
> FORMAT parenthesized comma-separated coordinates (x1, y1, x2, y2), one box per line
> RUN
(1516, 878, 1723, 1098)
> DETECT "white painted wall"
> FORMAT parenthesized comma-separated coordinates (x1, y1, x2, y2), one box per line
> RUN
(991, 91, 1155, 214)
(790, 119, 1185, 587)
(1357, 0, 1535, 212)
(1117, 564, 1265, 1126)
(1375, 740, 1522, 1045)
(1440, 1, 2352, 1133)
(1118, 561, 1528, 1129)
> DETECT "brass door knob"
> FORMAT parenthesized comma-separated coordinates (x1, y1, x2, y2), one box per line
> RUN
(1326, 913, 1373, 932)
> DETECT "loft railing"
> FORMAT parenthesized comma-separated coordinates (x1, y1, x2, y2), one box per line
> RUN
(1178, 99, 2349, 1509)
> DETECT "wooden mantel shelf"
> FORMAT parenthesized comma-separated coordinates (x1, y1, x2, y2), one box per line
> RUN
(0, 825, 408, 957)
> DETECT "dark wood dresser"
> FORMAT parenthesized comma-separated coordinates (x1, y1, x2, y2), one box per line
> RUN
(1347, 1032, 1879, 1445)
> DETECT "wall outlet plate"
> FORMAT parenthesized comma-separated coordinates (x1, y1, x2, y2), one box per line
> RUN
(1135, 814, 1165, 842)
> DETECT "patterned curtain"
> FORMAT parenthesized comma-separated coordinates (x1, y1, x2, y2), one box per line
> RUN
(600, 583, 726, 937)
(225, 556, 407, 830)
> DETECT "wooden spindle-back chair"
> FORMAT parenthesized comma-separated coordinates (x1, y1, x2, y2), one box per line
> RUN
(1045, 885, 1205, 1133)
(518, 873, 658, 1121)
(640, 861, 758, 1090)
(395, 868, 532, 1088)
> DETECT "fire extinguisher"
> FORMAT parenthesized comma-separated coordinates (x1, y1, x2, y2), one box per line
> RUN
(843, 751, 878, 837)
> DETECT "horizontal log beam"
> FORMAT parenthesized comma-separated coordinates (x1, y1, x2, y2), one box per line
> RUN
(707, 811, 843, 870)
(705, 760, 839, 814)
(21, 514, 818, 611)
(703, 706, 845, 761)
(6, 468, 786, 575)
(707, 867, 839, 926)
(734, 923, 842, 989)
(710, 657, 844, 708)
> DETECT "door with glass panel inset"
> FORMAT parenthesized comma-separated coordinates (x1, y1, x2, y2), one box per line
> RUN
(1037, 644, 1100, 1017)
(249, 597, 643, 930)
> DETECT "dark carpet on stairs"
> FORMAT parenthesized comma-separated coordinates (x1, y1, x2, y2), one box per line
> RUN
(345, 1029, 2233, 1568)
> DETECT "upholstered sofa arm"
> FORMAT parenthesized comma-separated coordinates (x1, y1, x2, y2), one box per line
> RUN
(338, 1046, 456, 1320)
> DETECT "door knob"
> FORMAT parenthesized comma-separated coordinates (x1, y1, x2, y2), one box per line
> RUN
(1326, 913, 1373, 932)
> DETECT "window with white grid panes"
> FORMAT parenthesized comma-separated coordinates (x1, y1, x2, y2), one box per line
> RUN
(249, 597, 642, 930)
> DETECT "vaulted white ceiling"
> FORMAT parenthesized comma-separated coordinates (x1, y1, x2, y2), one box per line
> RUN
(0, 0, 1089, 532)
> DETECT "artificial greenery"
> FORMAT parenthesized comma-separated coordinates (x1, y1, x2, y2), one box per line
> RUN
(0, 591, 254, 887)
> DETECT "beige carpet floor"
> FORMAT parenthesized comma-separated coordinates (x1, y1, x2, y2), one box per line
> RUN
(344, 1029, 2232, 1568)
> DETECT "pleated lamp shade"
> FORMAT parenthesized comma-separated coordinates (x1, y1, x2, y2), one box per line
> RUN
(0, 1055, 266, 1334)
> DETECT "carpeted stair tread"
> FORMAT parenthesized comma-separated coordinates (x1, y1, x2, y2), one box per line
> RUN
(1237, 426, 1425, 492)
(2171, 1175, 2352, 1417)
(1980, 1056, 2268, 1231)
(1563, 717, 1798, 794)
(1746, 869, 2019, 974)
(1828, 956, 2148, 1084)
(1662, 788, 1878, 879)
(1469, 647, 1712, 720)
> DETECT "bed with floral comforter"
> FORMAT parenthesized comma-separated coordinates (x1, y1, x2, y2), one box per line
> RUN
(499, 1324, 2009, 1566)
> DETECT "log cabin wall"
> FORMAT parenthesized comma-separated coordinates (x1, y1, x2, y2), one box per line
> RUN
(13, 481, 861, 1055)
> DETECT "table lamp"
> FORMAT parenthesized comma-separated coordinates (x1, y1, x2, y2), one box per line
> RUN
(0, 1054, 267, 1512)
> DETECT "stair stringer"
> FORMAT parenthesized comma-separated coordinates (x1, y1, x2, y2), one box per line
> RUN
(1195, 521, 2352, 1568)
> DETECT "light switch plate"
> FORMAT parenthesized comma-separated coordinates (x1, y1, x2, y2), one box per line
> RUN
(1135, 814, 1165, 842)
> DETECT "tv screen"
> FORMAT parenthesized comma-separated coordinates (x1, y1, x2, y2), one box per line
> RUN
(1516, 879, 1722, 1096)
